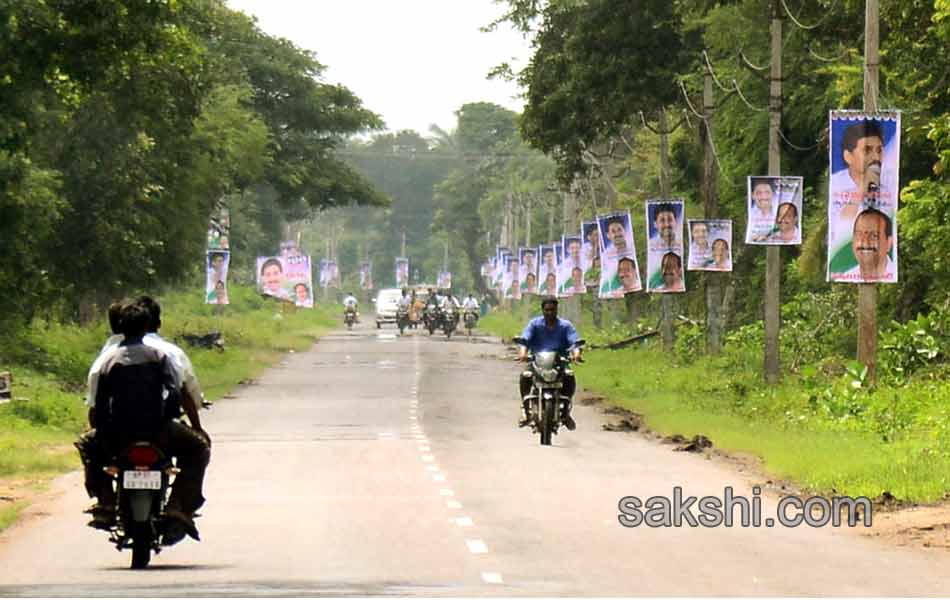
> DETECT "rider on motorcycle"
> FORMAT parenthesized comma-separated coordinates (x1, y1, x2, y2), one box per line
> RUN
(462, 293, 479, 313)
(79, 299, 211, 545)
(516, 297, 581, 431)
(343, 292, 359, 320)
(439, 290, 461, 312)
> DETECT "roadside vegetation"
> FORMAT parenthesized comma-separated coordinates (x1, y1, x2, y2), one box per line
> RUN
(0, 284, 338, 532)
(481, 295, 950, 504)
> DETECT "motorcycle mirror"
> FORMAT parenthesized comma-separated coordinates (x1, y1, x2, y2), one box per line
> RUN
(574, 339, 587, 348)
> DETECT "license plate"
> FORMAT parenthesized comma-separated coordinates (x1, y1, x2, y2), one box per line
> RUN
(542, 382, 563, 388)
(123, 470, 161, 490)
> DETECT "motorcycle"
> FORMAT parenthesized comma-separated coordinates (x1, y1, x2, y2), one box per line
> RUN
(442, 305, 458, 339)
(513, 338, 585, 446)
(423, 304, 441, 335)
(344, 307, 357, 330)
(102, 441, 179, 569)
(396, 306, 410, 335)
(463, 309, 478, 338)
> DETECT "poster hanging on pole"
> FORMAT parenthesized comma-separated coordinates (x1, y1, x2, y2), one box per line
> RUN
(437, 270, 452, 290)
(519, 247, 538, 295)
(597, 211, 641, 298)
(827, 111, 900, 283)
(206, 251, 230, 305)
(558, 235, 584, 296)
(687, 220, 733, 272)
(395, 257, 410, 288)
(745, 176, 803, 245)
(645, 201, 685, 293)
(581, 220, 600, 287)
(538, 244, 556, 296)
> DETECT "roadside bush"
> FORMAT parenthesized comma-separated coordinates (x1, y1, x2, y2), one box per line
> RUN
(879, 314, 941, 385)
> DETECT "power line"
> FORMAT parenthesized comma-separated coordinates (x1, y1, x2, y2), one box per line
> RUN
(780, 0, 839, 31)
(778, 128, 821, 151)
(703, 51, 734, 94)
(732, 79, 768, 112)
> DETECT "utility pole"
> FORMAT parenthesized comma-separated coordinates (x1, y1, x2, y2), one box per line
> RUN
(858, 0, 879, 382)
(658, 107, 675, 352)
(564, 187, 580, 322)
(703, 59, 723, 354)
(764, 0, 783, 384)
(401, 228, 406, 257)
(525, 194, 532, 247)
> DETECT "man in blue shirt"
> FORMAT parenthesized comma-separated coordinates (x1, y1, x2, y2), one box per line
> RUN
(516, 297, 582, 430)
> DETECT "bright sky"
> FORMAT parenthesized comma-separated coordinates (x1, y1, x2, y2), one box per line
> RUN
(226, 0, 532, 136)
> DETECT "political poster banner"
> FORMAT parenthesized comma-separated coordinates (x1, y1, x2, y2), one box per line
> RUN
(597, 211, 641, 298)
(206, 250, 230, 305)
(502, 254, 520, 299)
(827, 111, 900, 283)
(280, 240, 303, 258)
(257, 255, 312, 305)
(687, 220, 733, 272)
(519, 247, 538, 295)
(437, 270, 452, 290)
(359, 261, 373, 290)
(206, 201, 230, 251)
(645, 200, 685, 293)
(537, 244, 557, 296)
(746, 176, 803, 245)
(285, 254, 313, 308)
(395, 257, 410, 288)
(581, 220, 600, 286)
(558, 235, 585, 296)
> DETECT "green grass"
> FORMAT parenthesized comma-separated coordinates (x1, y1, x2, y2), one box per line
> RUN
(0, 283, 340, 532)
(480, 305, 950, 503)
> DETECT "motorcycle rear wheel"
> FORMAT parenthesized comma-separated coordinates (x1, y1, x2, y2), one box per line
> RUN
(130, 521, 153, 569)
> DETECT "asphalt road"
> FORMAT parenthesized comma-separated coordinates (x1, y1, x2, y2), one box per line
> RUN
(0, 320, 947, 596)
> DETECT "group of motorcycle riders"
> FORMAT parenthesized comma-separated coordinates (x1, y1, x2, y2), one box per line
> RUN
(78, 290, 581, 552)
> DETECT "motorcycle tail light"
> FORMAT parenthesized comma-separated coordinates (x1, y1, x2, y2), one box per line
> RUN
(126, 445, 160, 467)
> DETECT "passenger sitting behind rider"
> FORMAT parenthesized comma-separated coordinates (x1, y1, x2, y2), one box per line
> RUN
(343, 292, 359, 319)
(78, 297, 211, 545)
(516, 297, 581, 430)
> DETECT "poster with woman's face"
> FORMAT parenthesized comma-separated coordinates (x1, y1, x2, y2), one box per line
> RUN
(688, 220, 733, 272)
(827, 111, 900, 283)
(206, 251, 230, 305)
(645, 200, 685, 293)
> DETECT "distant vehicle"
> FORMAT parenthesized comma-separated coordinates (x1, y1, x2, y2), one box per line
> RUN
(375, 288, 402, 328)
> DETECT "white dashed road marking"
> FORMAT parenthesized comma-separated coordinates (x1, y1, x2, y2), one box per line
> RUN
(481, 573, 504, 584)
(466, 540, 488, 554)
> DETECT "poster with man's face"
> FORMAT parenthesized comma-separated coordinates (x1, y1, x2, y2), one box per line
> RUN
(688, 220, 733, 272)
(359, 261, 373, 290)
(558, 235, 584, 297)
(206, 251, 230, 305)
(395, 257, 410, 287)
(581, 221, 600, 285)
(285, 254, 313, 307)
(502, 254, 519, 299)
(595, 212, 641, 298)
(746, 176, 803, 245)
(645, 200, 685, 293)
(538, 244, 556, 296)
(519, 247, 537, 295)
(827, 111, 900, 283)
(494, 247, 510, 288)
(597, 211, 636, 259)
(257, 255, 312, 305)
(206, 203, 230, 250)
(437, 271, 452, 290)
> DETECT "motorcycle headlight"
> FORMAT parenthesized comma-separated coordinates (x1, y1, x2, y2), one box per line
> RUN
(540, 368, 559, 383)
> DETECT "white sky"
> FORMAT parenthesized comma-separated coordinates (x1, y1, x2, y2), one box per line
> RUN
(226, 0, 532, 135)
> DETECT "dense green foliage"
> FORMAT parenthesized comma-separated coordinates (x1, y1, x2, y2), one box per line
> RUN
(0, 0, 384, 335)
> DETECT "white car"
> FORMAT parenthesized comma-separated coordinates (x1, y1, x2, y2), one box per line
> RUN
(375, 288, 403, 328)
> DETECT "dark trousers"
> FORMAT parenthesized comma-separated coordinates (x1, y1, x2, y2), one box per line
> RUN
(76, 420, 210, 514)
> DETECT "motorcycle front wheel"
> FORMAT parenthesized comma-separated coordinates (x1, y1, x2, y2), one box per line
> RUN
(540, 396, 556, 446)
